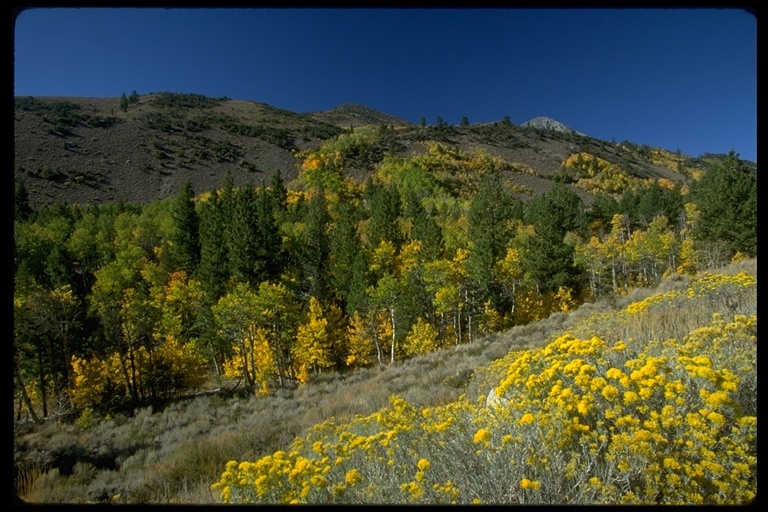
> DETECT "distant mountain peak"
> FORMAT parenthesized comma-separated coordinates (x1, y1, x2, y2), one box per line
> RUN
(522, 116, 585, 136)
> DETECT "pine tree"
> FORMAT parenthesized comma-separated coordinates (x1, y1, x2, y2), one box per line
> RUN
(255, 183, 282, 281)
(196, 189, 229, 301)
(302, 189, 331, 302)
(588, 192, 620, 234)
(691, 150, 757, 257)
(328, 201, 364, 310)
(269, 170, 288, 219)
(365, 181, 403, 251)
(466, 169, 520, 314)
(194, 189, 231, 374)
(15, 180, 33, 222)
(168, 180, 200, 274)
(346, 251, 369, 316)
(226, 184, 261, 285)
(403, 189, 443, 260)
(522, 183, 585, 293)
(119, 92, 129, 112)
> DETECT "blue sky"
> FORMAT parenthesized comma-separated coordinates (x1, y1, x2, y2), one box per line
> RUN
(13, 7, 757, 162)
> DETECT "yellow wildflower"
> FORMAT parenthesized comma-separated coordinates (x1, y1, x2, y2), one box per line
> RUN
(345, 469, 362, 485)
(521, 478, 541, 490)
(601, 384, 619, 401)
(473, 428, 491, 444)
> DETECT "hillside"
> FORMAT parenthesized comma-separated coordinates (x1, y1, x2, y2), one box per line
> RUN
(14, 258, 757, 504)
(12, 91, 739, 210)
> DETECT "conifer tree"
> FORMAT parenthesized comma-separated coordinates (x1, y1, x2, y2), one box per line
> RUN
(226, 184, 261, 285)
(636, 181, 682, 228)
(403, 189, 443, 261)
(522, 183, 585, 293)
(302, 189, 331, 302)
(194, 188, 231, 375)
(255, 183, 282, 281)
(168, 180, 200, 274)
(15, 180, 33, 222)
(269, 170, 288, 221)
(691, 150, 756, 257)
(587, 192, 620, 234)
(365, 181, 403, 251)
(196, 189, 229, 301)
(466, 169, 520, 314)
(328, 201, 364, 311)
(346, 251, 370, 316)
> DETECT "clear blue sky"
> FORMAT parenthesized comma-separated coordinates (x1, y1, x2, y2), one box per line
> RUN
(13, 7, 757, 162)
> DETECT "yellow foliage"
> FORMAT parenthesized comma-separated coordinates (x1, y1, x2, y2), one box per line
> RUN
(403, 318, 440, 357)
(294, 297, 334, 383)
(70, 355, 109, 409)
(345, 312, 379, 368)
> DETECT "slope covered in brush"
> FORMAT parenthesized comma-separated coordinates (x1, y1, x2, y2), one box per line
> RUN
(212, 261, 756, 505)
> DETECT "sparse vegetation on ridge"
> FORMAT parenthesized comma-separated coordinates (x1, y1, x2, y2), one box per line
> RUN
(15, 92, 735, 210)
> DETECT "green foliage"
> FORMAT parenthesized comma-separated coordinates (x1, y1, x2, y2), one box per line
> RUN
(364, 180, 404, 251)
(76, 407, 95, 430)
(15, 97, 121, 133)
(195, 189, 230, 301)
(328, 201, 365, 311)
(587, 192, 619, 233)
(690, 151, 756, 257)
(15, 180, 34, 222)
(167, 181, 200, 274)
(523, 183, 584, 293)
(301, 190, 331, 302)
(467, 169, 521, 315)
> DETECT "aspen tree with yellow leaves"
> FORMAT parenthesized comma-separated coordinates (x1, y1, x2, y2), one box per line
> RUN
(294, 297, 334, 383)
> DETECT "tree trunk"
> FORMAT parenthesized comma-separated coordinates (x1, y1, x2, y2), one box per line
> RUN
(15, 361, 41, 424)
(37, 348, 48, 418)
(389, 307, 396, 364)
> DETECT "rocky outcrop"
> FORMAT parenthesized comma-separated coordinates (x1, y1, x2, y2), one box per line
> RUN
(485, 387, 509, 409)
(522, 116, 586, 137)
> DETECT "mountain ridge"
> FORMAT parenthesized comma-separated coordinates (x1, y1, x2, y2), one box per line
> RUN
(14, 92, 749, 210)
